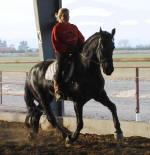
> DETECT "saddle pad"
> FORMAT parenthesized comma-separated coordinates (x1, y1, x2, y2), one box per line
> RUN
(45, 61, 57, 81)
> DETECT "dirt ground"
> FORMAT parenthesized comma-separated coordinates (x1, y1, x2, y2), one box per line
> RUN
(0, 121, 150, 155)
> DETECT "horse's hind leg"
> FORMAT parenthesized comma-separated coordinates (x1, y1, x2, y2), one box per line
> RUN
(25, 104, 42, 140)
(95, 90, 124, 140)
(28, 108, 42, 140)
(41, 101, 67, 139)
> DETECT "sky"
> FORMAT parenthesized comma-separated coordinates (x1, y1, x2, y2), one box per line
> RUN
(0, 0, 150, 48)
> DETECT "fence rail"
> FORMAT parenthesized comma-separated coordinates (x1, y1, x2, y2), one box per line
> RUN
(0, 58, 150, 64)
(0, 59, 150, 121)
(0, 60, 40, 64)
(114, 58, 150, 62)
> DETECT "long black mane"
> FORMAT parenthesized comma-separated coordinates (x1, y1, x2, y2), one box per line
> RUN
(24, 28, 123, 145)
(82, 32, 100, 56)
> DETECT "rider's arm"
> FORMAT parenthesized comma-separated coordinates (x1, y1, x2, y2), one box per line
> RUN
(51, 25, 67, 54)
(75, 26, 85, 52)
(73, 25, 85, 44)
(78, 29, 85, 44)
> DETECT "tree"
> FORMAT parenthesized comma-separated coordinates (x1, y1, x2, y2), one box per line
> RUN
(18, 41, 29, 52)
(118, 39, 130, 48)
(9, 44, 15, 48)
(0, 39, 7, 47)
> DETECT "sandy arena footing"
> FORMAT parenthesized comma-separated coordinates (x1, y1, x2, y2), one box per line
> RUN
(0, 111, 150, 138)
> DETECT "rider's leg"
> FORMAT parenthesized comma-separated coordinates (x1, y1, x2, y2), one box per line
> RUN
(54, 53, 66, 101)
(54, 80, 62, 100)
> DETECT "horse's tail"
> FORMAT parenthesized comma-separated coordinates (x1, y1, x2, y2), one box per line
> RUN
(24, 79, 32, 128)
(24, 79, 41, 128)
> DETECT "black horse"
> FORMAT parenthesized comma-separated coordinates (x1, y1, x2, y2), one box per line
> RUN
(24, 27, 123, 145)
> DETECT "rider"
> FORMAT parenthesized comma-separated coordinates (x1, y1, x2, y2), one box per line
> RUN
(51, 8, 85, 101)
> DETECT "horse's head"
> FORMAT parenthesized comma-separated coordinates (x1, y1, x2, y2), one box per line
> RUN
(96, 27, 115, 75)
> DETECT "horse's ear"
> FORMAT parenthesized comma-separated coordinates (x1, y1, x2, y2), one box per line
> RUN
(99, 27, 103, 33)
(111, 28, 116, 36)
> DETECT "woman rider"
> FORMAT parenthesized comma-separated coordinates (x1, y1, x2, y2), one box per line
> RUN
(51, 8, 85, 101)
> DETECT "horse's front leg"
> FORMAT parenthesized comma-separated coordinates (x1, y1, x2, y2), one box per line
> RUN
(66, 102, 83, 144)
(95, 89, 124, 140)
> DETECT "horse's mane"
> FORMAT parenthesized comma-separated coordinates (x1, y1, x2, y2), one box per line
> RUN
(83, 32, 100, 50)
(85, 32, 100, 44)
(82, 30, 113, 52)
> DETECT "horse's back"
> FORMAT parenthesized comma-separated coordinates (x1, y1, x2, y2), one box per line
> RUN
(28, 59, 55, 80)
(25, 59, 55, 95)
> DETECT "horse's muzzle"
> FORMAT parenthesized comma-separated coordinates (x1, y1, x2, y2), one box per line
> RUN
(106, 67, 114, 75)
(102, 62, 114, 76)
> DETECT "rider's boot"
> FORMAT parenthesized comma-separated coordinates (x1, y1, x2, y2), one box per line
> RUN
(54, 80, 63, 102)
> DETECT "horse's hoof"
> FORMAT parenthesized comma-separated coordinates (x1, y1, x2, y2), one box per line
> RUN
(28, 132, 36, 141)
(25, 123, 30, 129)
(65, 143, 72, 148)
(61, 133, 67, 139)
(114, 133, 124, 140)
(65, 136, 72, 147)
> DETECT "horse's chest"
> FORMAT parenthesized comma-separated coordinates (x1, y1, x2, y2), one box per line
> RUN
(82, 76, 104, 92)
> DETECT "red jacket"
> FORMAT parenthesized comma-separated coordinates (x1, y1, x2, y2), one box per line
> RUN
(51, 23, 85, 54)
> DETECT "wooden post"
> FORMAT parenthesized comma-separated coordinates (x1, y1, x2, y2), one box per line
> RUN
(33, 0, 64, 116)
(135, 67, 140, 121)
(0, 71, 2, 104)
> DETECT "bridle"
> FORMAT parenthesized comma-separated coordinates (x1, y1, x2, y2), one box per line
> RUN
(80, 36, 113, 66)
(97, 37, 114, 64)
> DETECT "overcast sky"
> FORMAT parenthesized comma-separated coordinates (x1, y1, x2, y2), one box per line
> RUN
(0, 0, 150, 48)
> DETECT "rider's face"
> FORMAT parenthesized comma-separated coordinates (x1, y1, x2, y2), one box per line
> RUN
(60, 12, 69, 23)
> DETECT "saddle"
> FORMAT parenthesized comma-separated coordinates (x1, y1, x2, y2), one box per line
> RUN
(45, 57, 75, 83)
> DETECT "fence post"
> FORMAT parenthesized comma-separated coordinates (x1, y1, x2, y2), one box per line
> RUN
(0, 71, 2, 104)
(135, 67, 140, 121)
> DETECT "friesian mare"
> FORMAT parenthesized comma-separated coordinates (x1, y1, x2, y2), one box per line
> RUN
(24, 27, 124, 145)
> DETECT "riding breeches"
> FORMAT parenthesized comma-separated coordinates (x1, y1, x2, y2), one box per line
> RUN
(54, 52, 68, 84)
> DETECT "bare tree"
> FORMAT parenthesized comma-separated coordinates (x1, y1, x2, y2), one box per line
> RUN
(18, 41, 29, 52)
(118, 39, 130, 48)
(0, 40, 7, 47)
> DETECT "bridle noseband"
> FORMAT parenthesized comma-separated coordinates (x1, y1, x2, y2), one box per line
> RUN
(96, 37, 112, 65)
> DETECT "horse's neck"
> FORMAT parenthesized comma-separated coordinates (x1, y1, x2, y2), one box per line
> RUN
(75, 35, 100, 74)
(81, 36, 99, 61)
(74, 34, 103, 79)
(80, 45, 98, 67)
(76, 50, 100, 77)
